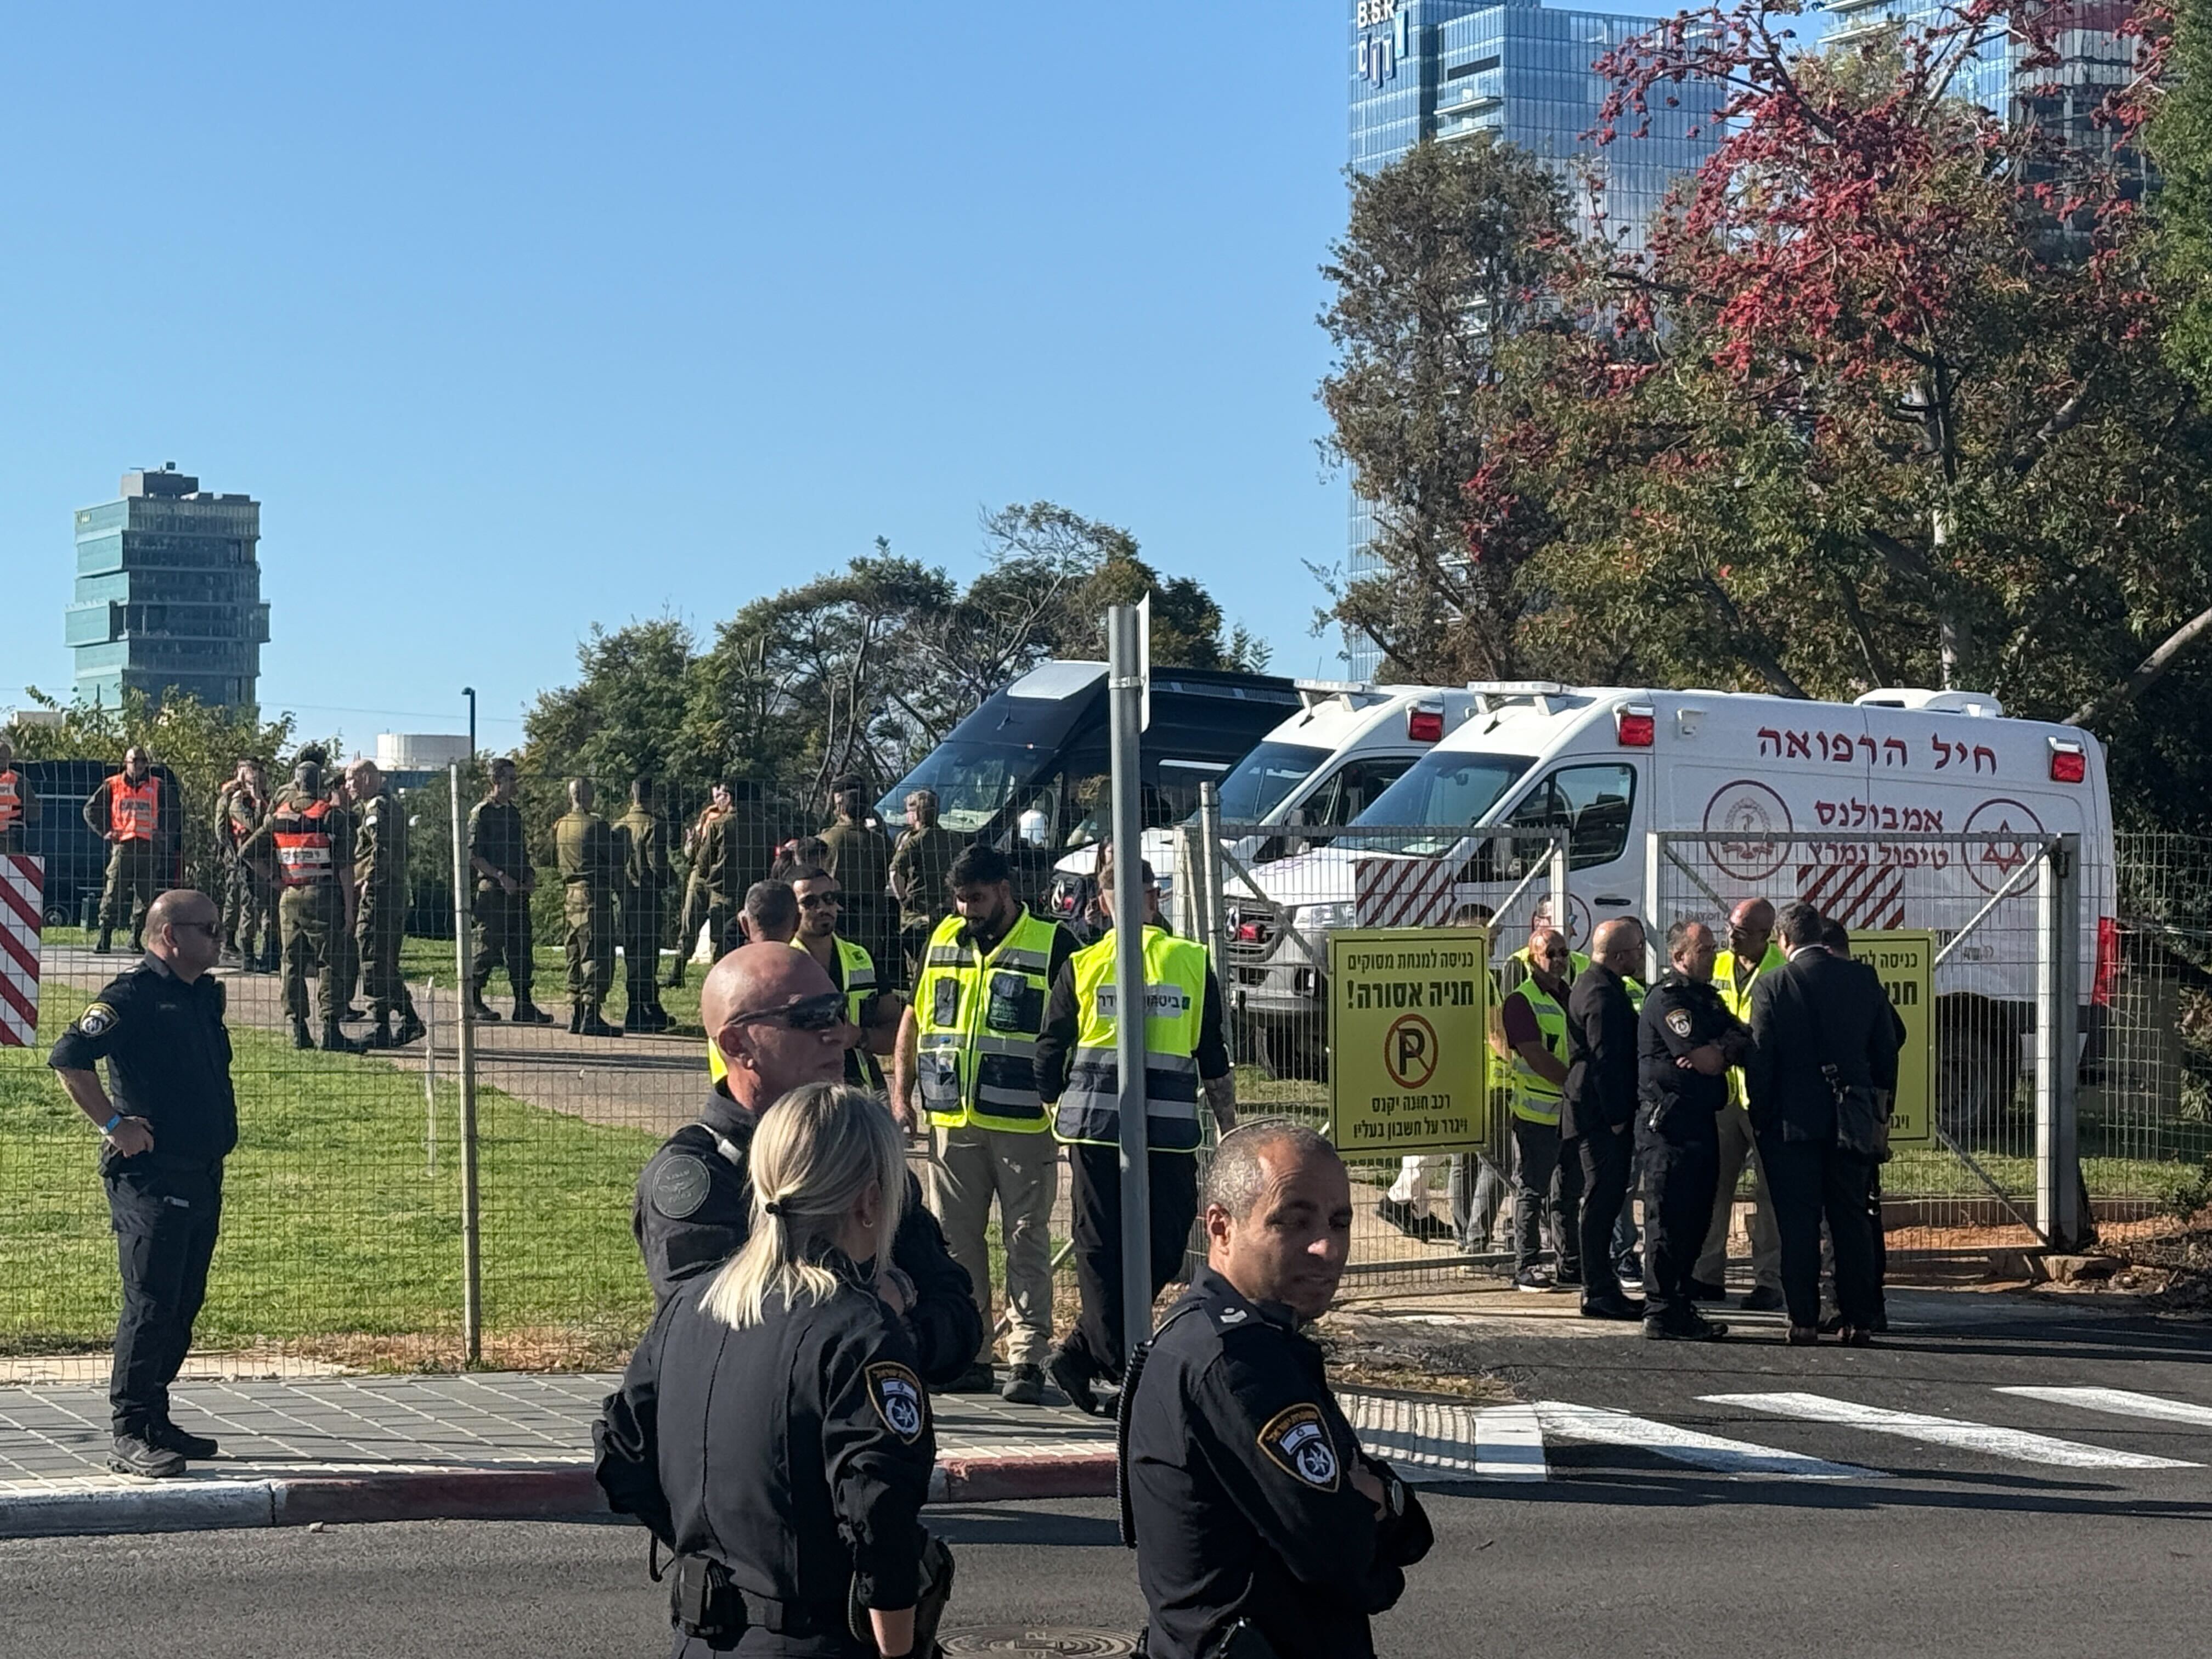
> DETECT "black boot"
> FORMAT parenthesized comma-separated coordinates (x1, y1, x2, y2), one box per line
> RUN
(577, 1009, 620, 1039)
(391, 1012, 427, 1047)
(510, 999, 555, 1026)
(567, 1003, 583, 1035)
(291, 1018, 315, 1051)
(94, 929, 115, 955)
(467, 992, 501, 1023)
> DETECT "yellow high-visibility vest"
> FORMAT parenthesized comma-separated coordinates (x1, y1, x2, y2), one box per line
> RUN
(1715, 942, 1784, 1107)
(913, 907, 1062, 1133)
(1053, 924, 1209, 1153)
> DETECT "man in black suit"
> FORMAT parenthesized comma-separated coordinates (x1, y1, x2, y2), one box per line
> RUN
(1564, 917, 1647, 1321)
(1823, 918, 1908, 1329)
(1743, 902, 1902, 1344)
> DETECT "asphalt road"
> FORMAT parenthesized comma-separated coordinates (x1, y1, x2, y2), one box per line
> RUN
(6, 1294, 2207, 1658)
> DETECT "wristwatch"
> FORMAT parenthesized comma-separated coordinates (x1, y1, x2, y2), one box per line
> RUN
(101, 1113, 124, 1136)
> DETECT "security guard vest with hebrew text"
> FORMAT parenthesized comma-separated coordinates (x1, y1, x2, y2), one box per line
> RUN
(1054, 924, 1207, 1153)
(914, 907, 1062, 1133)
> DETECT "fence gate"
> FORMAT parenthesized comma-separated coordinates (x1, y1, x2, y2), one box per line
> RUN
(1648, 827, 2089, 1255)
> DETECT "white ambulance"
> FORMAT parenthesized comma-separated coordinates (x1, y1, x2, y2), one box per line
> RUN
(1047, 681, 1485, 933)
(1227, 683, 2115, 1107)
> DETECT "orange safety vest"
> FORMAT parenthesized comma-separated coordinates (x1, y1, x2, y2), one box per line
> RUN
(272, 799, 335, 887)
(110, 777, 157, 842)
(0, 769, 20, 834)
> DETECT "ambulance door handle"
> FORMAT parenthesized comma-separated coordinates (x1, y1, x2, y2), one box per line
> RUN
(1595, 895, 1632, 907)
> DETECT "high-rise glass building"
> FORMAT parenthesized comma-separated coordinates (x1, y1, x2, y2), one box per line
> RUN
(67, 465, 270, 710)
(1342, 0, 1724, 678)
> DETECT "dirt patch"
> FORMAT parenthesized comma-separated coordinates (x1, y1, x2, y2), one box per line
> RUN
(2033, 1207, 2212, 1317)
(1314, 1311, 1522, 1405)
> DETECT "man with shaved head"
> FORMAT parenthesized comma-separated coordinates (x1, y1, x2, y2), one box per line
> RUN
(1121, 1121, 1432, 1658)
(630, 943, 980, 1385)
(49, 889, 236, 1477)
(1563, 916, 1648, 1320)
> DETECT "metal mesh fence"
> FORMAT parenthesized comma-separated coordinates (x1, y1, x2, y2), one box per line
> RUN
(7, 781, 2207, 1374)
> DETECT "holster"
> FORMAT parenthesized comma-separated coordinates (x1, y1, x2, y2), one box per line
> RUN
(669, 1554, 747, 1643)
(1203, 1617, 1285, 1659)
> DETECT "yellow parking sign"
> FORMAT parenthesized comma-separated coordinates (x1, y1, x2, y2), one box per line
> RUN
(1853, 930, 1936, 1145)
(1328, 928, 1491, 1155)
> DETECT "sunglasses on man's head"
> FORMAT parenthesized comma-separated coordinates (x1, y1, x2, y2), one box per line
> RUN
(723, 991, 846, 1035)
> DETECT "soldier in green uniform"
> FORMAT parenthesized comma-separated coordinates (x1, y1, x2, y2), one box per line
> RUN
(345, 759, 425, 1050)
(612, 777, 672, 1033)
(554, 777, 619, 1037)
(819, 785, 893, 987)
(468, 758, 552, 1025)
(84, 747, 170, 955)
(325, 774, 365, 1020)
(663, 780, 731, 990)
(215, 760, 269, 970)
(888, 788, 961, 989)
(238, 747, 365, 1053)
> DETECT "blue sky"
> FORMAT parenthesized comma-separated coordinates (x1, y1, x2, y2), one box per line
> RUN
(2, 2, 1685, 757)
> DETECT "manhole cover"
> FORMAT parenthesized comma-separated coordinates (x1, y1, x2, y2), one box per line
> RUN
(940, 1631, 1138, 1656)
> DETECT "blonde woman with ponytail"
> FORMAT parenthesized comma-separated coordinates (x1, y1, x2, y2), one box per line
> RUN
(596, 1084, 949, 1658)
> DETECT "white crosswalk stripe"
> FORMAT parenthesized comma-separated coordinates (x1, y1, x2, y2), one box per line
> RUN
(1993, 1386, 2212, 1429)
(1471, 1404, 1548, 1481)
(1533, 1401, 1881, 1480)
(1701, 1391, 2203, 1470)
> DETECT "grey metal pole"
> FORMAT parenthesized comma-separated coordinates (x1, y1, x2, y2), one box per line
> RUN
(1108, 604, 1153, 1357)
(449, 765, 483, 1364)
(2035, 834, 2083, 1248)
(1197, 778, 1225, 978)
(1548, 833, 1569, 950)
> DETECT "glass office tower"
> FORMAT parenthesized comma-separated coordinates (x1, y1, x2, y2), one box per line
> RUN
(67, 465, 270, 710)
(1342, 0, 1723, 678)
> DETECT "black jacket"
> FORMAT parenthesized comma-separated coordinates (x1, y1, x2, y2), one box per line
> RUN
(1562, 963, 1639, 1140)
(49, 954, 236, 1170)
(1637, 973, 1750, 1144)
(1743, 949, 1904, 1144)
(1120, 1265, 1431, 1659)
(595, 1260, 934, 1622)
(633, 1087, 981, 1387)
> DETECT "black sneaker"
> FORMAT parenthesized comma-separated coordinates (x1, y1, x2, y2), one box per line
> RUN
(943, 1362, 996, 1394)
(1740, 1285, 1786, 1312)
(1511, 1266, 1554, 1293)
(1000, 1363, 1046, 1406)
(149, 1421, 219, 1459)
(1615, 1252, 1645, 1288)
(1580, 1292, 1647, 1321)
(109, 1433, 186, 1479)
(1048, 1348, 1104, 1417)
(1644, 1314, 1729, 1342)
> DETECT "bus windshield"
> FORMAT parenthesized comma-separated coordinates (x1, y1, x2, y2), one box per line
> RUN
(1210, 741, 1331, 825)
(883, 740, 1048, 834)
(1347, 752, 1534, 855)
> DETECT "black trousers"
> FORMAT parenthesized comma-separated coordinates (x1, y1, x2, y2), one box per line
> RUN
(1509, 1118, 1571, 1273)
(1064, 1142, 1199, 1383)
(1571, 1128, 1635, 1301)
(1760, 1136, 1882, 1329)
(106, 1162, 224, 1435)
(1638, 1132, 1719, 1325)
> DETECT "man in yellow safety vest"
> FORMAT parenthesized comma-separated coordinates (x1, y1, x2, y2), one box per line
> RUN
(893, 843, 1076, 1404)
(1699, 897, 1787, 1311)
(787, 865, 900, 1090)
(1035, 848, 1237, 1417)
(1500, 929, 1584, 1292)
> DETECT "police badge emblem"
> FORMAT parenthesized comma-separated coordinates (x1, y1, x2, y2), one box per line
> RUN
(1666, 1007, 1694, 1037)
(868, 1362, 927, 1442)
(76, 1003, 117, 1039)
(1257, 1402, 1340, 1491)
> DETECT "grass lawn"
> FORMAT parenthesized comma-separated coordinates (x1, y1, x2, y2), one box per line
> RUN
(397, 935, 705, 1032)
(1, 980, 658, 1366)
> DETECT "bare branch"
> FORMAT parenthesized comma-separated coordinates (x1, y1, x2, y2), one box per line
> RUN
(2067, 603, 2212, 730)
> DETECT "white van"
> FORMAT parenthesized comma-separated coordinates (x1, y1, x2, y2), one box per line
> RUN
(1227, 683, 2114, 1106)
(1047, 681, 1483, 933)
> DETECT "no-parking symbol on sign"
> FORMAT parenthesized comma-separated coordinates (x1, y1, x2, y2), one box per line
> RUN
(1328, 926, 1490, 1155)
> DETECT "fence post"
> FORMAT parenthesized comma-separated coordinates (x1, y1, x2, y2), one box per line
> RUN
(448, 765, 484, 1364)
(1641, 830, 1664, 981)
(1548, 832, 1568, 949)
(1195, 781, 1224, 973)
(2036, 832, 2084, 1250)
(1107, 603, 1153, 1356)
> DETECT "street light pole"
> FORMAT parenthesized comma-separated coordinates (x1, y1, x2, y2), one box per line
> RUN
(462, 687, 477, 760)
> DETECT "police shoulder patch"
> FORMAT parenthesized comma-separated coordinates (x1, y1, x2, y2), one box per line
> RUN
(75, 1002, 120, 1039)
(1257, 1401, 1340, 1491)
(867, 1361, 927, 1442)
(1665, 1007, 1694, 1037)
(650, 1154, 713, 1220)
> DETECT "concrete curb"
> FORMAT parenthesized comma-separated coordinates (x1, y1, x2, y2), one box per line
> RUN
(1, 1455, 1120, 1539)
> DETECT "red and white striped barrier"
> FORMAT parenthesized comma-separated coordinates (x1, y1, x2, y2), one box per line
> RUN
(0, 855, 43, 1047)
(1353, 857, 1459, 929)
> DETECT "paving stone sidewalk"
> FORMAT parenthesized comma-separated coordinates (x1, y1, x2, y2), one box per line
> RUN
(0, 1370, 1489, 1536)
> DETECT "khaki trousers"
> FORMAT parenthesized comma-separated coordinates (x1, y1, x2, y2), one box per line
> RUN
(928, 1124, 1058, 1369)
(1697, 1100, 1781, 1290)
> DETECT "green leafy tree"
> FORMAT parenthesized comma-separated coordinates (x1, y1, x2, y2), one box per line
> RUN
(2152, 0, 2212, 391)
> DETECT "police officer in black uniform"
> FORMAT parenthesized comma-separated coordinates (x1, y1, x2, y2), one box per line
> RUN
(1637, 919, 1750, 1342)
(633, 941, 981, 1388)
(598, 1082, 951, 1658)
(48, 888, 236, 1478)
(1119, 1121, 1431, 1659)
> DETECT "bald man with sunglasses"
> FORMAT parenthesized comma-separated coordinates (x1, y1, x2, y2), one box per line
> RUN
(630, 943, 981, 1386)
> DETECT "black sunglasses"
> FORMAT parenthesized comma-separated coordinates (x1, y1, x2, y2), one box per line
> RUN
(722, 992, 846, 1036)
(796, 892, 842, 910)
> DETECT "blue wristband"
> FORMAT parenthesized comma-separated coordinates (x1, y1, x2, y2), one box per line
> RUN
(101, 1113, 123, 1135)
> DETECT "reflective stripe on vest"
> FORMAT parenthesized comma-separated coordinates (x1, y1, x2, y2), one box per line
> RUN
(110, 777, 156, 842)
(1715, 944, 1782, 1108)
(788, 934, 877, 1029)
(1503, 979, 1569, 1125)
(272, 799, 335, 887)
(912, 907, 1060, 1133)
(1053, 926, 1207, 1152)
(0, 770, 18, 834)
